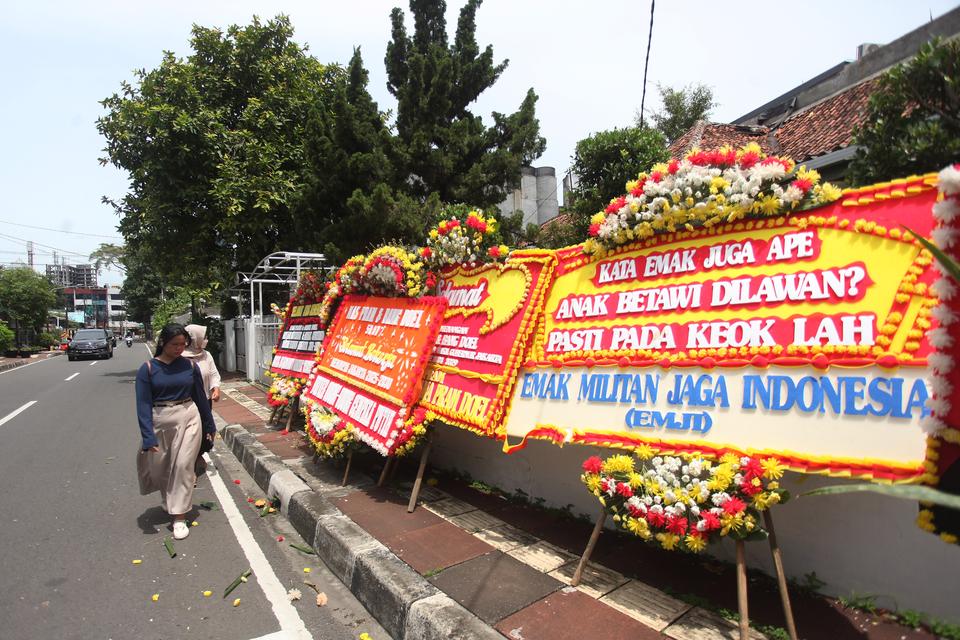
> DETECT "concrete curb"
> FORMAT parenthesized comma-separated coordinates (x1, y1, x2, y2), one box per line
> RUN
(0, 351, 63, 373)
(220, 424, 502, 640)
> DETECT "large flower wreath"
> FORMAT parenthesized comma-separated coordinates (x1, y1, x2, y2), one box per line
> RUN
(581, 450, 789, 553)
(267, 270, 326, 407)
(583, 143, 842, 255)
(302, 206, 511, 460)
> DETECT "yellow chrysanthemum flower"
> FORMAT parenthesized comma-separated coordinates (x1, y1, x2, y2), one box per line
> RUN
(685, 534, 708, 553)
(590, 212, 607, 225)
(601, 455, 635, 475)
(626, 517, 651, 540)
(796, 166, 821, 184)
(635, 444, 655, 460)
(628, 472, 644, 490)
(585, 475, 601, 493)
(761, 458, 785, 480)
(820, 182, 842, 202)
(656, 532, 680, 550)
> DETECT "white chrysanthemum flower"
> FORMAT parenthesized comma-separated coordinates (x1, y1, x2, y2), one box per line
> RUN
(932, 304, 958, 326)
(932, 226, 958, 250)
(927, 396, 951, 416)
(930, 374, 953, 397)
(933, 199, 960, 223)
(921, 415, 946, 436)
(929, 327, 954, 349)
(929, 352, 954, 374)
(937, 165, 960, 195)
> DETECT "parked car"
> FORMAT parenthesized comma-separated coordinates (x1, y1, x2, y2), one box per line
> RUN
(67, 329, 114, 361)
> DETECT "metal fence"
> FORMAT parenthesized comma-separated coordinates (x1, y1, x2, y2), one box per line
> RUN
(253, 319, 280, 385)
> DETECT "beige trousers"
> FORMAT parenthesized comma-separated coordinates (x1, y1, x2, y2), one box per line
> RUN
(142, 401, 202, 515)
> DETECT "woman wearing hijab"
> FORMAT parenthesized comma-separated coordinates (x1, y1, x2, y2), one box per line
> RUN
(183, 324, 222, 403)
(136, 323, 216, 540)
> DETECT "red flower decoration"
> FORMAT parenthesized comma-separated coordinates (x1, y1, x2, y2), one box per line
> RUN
(615, 482, 633, 498)
(582, 456, 603, 474)
(666, 515, 688, 535)
(722, 497, 746, 515)
(588, 223, 601, 237)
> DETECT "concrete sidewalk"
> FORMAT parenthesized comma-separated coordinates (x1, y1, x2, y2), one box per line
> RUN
(0, 349, 63, 373)
(211, 379, 938, 640)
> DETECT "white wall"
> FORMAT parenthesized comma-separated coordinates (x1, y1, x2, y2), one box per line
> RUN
(428, 424, 960, 622)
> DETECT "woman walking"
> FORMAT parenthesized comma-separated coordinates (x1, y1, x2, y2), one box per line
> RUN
(183, 324, 221, 403)
(136, 323, 216, 540)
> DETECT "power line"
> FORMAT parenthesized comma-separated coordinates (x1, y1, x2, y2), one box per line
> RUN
(0, 231, 92, 258)
(0, 219, 122, 240)
(638, 0, 656, 129)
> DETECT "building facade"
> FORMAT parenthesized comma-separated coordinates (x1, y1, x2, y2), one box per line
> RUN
(63, 285, 128, 331)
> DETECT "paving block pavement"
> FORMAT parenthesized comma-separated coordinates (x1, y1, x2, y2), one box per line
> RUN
(212, 381, 944, 640)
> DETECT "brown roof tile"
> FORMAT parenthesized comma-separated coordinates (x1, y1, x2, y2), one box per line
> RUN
(668, 78, 878, 164)
(775, 78, 876, 161)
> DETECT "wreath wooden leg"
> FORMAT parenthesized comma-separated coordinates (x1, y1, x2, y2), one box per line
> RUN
(571, 507, 607, 587)
(284, 397, 298, 433)
(407, 437, 433, 513)
(763, 510, 798, 640)
(377, 457, 394, 487)
(268, 406, 279, 425)
(341, 449, 354, 486)
(736, 539, 750, 640)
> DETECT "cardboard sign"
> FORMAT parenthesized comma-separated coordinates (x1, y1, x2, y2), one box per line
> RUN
(503, 175, 941, 482)
(303, 295, 447, 454)
(419, 251, 556, 437)
(269, 302, 326, 378)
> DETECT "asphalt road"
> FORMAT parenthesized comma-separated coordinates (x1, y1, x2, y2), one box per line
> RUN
(0, 343, 388, 640)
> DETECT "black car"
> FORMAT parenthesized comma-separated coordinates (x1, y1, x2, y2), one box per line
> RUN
(67, 329, 114, 361)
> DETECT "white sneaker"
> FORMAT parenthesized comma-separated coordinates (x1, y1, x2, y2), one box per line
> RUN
(172, 521, 190, 540)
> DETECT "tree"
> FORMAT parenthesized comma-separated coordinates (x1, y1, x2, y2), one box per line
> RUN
(89, 243, 126, 275)
(98, 16, 342, 291)
(295, 49, 429, 262)
(644, 83, 717, 144)
(543, 126, 667, 248)
(385, 0, 546, 208)
(0, 267, 57, 343)
(847, 38, 960, 186)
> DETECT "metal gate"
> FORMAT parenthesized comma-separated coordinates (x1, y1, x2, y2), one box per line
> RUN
(254, 320, 281, 385)
(235, 321, 247, 373)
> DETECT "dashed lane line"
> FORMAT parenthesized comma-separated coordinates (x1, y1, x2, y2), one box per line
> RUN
(0, 401, 37, 429)
(65, 373, 80, 381)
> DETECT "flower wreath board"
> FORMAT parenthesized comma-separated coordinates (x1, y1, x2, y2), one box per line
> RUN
(504, 175, 941, 487)
(495, 158, 945, 639)
(301, 294, 447, 456)
(419, 249, 557, 438)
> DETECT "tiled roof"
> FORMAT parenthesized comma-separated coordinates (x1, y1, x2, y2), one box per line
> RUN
(669, 78, 878, 163)
(668, 121, 772, 159)
(774, 78, 876, 161)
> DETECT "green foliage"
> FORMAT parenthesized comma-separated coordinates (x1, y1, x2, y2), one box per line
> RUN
(897, 609, 924, 629)
(544, 126, 667, 248)
(36, 331, 59, 348)
(151, 290, 193, 335)
(801, 481, 960, 509)
(838, 592, 878, 613)
(385, 0, 546, 207)
(98, 16, 342, 291)
(0, 267, 57, 333)
(847, 38, 960, 185)
(646, 83, 717, 143)
(0, 320, 14, 353)
(929, 618, 960, 639)
(89, 243, 126, 275)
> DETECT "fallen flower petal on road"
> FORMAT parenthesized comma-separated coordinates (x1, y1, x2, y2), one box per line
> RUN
(303, 567, 311, 574)
(151, 594, 159, 602)
(316, 592, 328, 607)
(287, 588, 302, 601)
(202, 590, 212, 597)
(232, 598, 241, 607)
(131, 559, 142, 565)
(276, 535, 284, 542)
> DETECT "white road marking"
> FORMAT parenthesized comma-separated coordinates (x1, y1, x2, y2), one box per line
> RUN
(65, 373, 80, 381)
(204, 454, 313, 640)
(89, 361, 99, 367)
(250, 632, 305, 640)
(0, 401, 37, 428)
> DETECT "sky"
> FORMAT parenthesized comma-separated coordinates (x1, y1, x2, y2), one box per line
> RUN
(1, 0, 956, 287)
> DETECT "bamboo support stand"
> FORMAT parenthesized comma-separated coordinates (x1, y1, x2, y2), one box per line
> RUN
(407, 437, 433, 513)
(763, 510, 798, 640)
(377, 457, 394, 487)
(571, 507, 607, 587)
(736, 540, 750, 640)
(268, 406, 280, 426)
(341, 450, 354, 486)
(283, 397, 298, 433)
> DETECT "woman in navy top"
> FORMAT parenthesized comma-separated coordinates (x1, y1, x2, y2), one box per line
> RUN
(136, 323, 216, 540)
